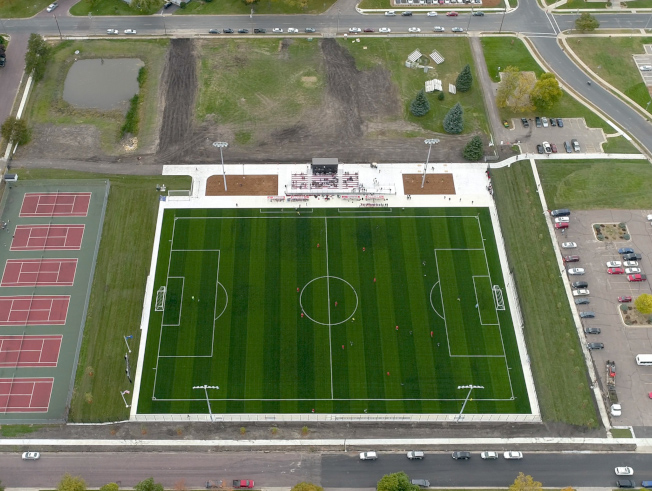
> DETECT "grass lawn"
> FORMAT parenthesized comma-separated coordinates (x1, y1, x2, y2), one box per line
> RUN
(481, 37, 612, 132)
(344, 38, 489, 135)
(611, 428, 633, 438)
(180, 0, 337, 15)
(70, 0, 159, 16)
(622, 0, 652, 6)
(0, 0, 51, 18)
(538, 159, 652, 210)
(492, 162, 598, 427)
(602, 136, 640, 154)
(25, 39, 168, 154)
(138, 208, 529, 415)
(11, 168, 191, 422)
(557, 0, 609, 8)
(567, 37, 652, 116)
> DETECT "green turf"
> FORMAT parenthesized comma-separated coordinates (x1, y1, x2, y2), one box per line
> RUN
(602, 136, 641, 154)
(492, 162, 598, 427)
(137, 208, 530, 415)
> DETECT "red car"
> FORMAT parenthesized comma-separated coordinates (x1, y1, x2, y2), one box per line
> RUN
(628, 274, 647, 282)
(618, 296, 633, 303)
(446, 11, 459, 16)
(608, 267, 625, 275)
(555, 222, 569, 229)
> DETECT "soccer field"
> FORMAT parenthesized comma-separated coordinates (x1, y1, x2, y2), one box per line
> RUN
(136, 207, 531, 415)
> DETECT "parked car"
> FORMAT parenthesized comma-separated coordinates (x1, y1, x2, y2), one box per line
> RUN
(616, 480, 635, 488)
(452, 451, 471, 460)
(238, 28, 249, 33)
(537, 144, 544, 154)
(473, 11, 484, 15)
(554, 217, 569, 223)
(502, 120, 510, 128)
(364, 28, 375, 32)
(639, 65, 652, 71)
(305, 27, 316, 32)
(564, 255, 580, 262)
(618, 296, 632, 303)
(379, 27, 392, 32)
(254, 28, 266, 33)
(624, 253, 642, 261)
(557, 118, 564, 127)
(411, 480, 430, 488)
(107, 29, 119, 34)
(624, 261, 638, 267)
(360, 452, 378, 460)
(584, 327, 601, 334)
(433, 26, 445, 32)
(625, 267, 642, 274)
(579, 311, 595, 318)
(408, 27, 421, 32)
(575, 298, 590, 305)
(551, 143, 558, 153)
(542, 117, 549, 127)
(402, 11, 413, 15)
(22, 452, 40, 460)
(571, 138, 581, 152)
(555, 222, 569, 229)
(272, 28, 283, 33)
(407, 451, 425, 460)
(504, 451, 523, 460)
(46, 2, 58, 12)
(572, 281, 588, 288)
(521, 117, 529, 127)
(588, 342, 604, 350)
(446, 11, 459, 15)
(611, 404, 621, 417)
(451, 27, 465, 32)
(481, 451, 499, 459)
(628, 274, 647, 282)
(562, 242, 577, 248)
(608, 268, 625, 275)
(564, 141, 572, 153)
(543, 141, 552, 154)
(349, 27, 362, 33)
(287, 28, 299, 33)
(124, 29, 137, 34)
(385, 10, 396, 15)
(568, 268, 584, 275)
(606, 261, 622, 268)
(427, 11, 438, 16)
(232, 481, 255, 489)
(549, 117, 556, 127)
(535, 116, 542, 127)
(618, 247, 635, 254)
(573, 289, 590, 296)
(616, 468, 634, 476)
(163, 1, 173, 8)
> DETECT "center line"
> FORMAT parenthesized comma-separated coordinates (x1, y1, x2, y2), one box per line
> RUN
(325, 217, 333, 399)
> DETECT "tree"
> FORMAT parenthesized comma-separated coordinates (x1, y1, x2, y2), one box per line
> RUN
(24, 33, 51, 82)
(410, 89, 430, 117)
(443, 102, 464, 134)
(134, 478, 164, 491)
(57, 474, 87, 491)
(99, 484, 119, 491)
(291, 483, 324, 491)
(1, 479, 5, 491)
(635, 294, 652, 314)
(377, 472, 418, 491)
(530, 73, 563, 109)
(463, 136, 483, 161)
(509, 473, 542, 491)
(496, 66, 535, 113)
(456, 64, 473, 92)
(575, 13, 599, 32)
(1, 117, 31, 145)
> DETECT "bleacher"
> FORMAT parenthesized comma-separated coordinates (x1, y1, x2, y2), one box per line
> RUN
(290, 172, 360, 192)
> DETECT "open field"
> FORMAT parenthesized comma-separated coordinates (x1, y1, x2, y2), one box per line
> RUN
(138, 208, 529, 415)
(11, 168, 191, 422)
(492, 162, 598, 427)
(567, 37, 652, 116)
(602, 136, 640, 154)
(538, 159, 652, 210)
(22, 39, 168, 159)
(481, 37, 612, 132)
(70, 0, 158, 16)
(0, 0, 51, 17)
(181, 0, 337, 15)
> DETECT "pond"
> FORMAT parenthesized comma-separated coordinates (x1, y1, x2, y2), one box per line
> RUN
(63, 58, 144, 111)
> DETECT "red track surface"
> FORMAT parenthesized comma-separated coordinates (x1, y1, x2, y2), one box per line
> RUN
(0, 377, 53, 413)
(0, 296, 70, 326)
(0, 335, 62, 367)
(20, 192, 91, 217)
(10, 224, 84, 251)
(1, 258, 77, 287)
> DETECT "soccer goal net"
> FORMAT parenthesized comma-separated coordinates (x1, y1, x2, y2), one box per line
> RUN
(155, 286, 166, 311)
(168, 189, 191, 201)
(493, 285, 505, 311)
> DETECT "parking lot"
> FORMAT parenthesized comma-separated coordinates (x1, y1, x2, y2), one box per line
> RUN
(508, 117, 606, 154)
(633, 46, 652, 86)
(557, 210, 652, 429)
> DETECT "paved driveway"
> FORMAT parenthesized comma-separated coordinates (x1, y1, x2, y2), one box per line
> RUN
(559, 210, 652, 428)
(509, 117, 605, 154)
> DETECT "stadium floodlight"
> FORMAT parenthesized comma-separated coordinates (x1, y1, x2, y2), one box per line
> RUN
(456, 384, 484, 422)
(193, 384, 220, 422)
(422, 139, 440, 189)
(212, 141, 229, 192)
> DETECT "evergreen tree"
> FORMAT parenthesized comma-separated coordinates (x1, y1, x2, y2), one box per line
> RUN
(463, 136, 483, 161)
(455, 64, 473, 92)
(443, 103, 464, 134)
(409, 89, 430, 117)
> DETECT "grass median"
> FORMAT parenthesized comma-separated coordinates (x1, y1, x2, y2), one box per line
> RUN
(12, 168, 191, 422)
(492, 162, 598, 427)
(0, 0, 52, 18)
(70, 0, 158, 16)
(180, 0, 336, 15)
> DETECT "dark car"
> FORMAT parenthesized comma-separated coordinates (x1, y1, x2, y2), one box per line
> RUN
(564, 255, 580, 262)
(618, 247, 635, 254)
(551, 143, 558, 153)
(472, 11, 484, 15)
(575, 298, 590, 305)
(402, 11, 413, 15)
(363, 28, 374, 32)
(535, 116, 542, 127)
(579, 311, 595, 318)
(411, 480, 430, 488)
(163, 1, 173, 8)
(549, 117, 556, 127)
(584, 327, 601, 334)
(572, 281, 588, 288)
(254, 28, 266, 33)
(617, 480, 635, 488)
(537, 144, 544, 154)
(557, 118, 564, 127)
(521, 117, 529, 128)
(208, 29, 220, 34)
(564, 141, 572, 153)
(452, 451, 471, 460)
(305, 27, 316, 33)
(623, 253, 642, 261)
(223, 28, 234, 33)
(587, 342, 604, 350)
(238, 28, 249, 33)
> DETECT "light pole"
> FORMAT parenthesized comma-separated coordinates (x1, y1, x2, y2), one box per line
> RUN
(212, 141, 228, 192)
(646, 99, 651, 113)
(422, 138, 440, 188)
(120, 389, 131, 408)
(456, 384, 483, 422)
(193, 384, 219, 422)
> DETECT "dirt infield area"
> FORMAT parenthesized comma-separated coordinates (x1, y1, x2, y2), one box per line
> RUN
(403, 174, 456, 195)
(206, 175, 279, 196)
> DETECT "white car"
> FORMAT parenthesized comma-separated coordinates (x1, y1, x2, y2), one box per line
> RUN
(606, 261, 622, 268)
(504, 451, 523, 460)
(408, 27, 421, 32)
(272, 28, 283, 33)
(124, 29, 137, 34)
(568, 268, 585, 275)
(623, 261, 638, 267)
(451, 27, 465, 32)
(427, 11, 438, 16)
(615, 467, 634, 476)
(562, 242, 577, 248)
(542, 117, 549, 127)
(647, 214, 652, 221)
(407, 451, 425, 460)
(385, 10, 396, 15)
(480, 451, 498, 460)
(640, 65, 652, 71)
(554, 217, 569, 223)
(573, 289, 590, 296)
(22, 452, 40, 460)
(433, 26, 445, 32)
(379, 27, 391, 33)
(610, 403, 622, 417)
(349, 27, 362, 33)
(107, 29, 119, 34)
(46, 2, 58, 12)
(543, 141, 552, 154)
(360, 451, 378, 460)
(625, 267, 641, 274)
(287, 28, 299, 33)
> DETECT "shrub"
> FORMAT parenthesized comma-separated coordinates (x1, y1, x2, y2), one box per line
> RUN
(437, 92, 444, 101)
(443, 102, 464, 134)
(1, 117, 31, 145)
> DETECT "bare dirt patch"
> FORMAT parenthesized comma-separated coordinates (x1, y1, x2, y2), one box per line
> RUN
(19, 124, 104, 160)
(206, 175, 279, 196)
(403, 174, 456, 195)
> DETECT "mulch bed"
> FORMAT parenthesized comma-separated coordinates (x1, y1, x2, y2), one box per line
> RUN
(206, 175, 279, 196)
(402, 174, 455, 195)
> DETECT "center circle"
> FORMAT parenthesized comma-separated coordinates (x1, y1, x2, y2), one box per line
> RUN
(300, 276, 358, 326)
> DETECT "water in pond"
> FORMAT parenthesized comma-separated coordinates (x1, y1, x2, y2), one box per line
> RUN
(63, 58, 144, 111)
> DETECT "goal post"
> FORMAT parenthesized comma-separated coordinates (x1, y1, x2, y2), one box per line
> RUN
(168, 189, 191, 200)
(155, 286, 166, 311)
(493, 285, 505, 311)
